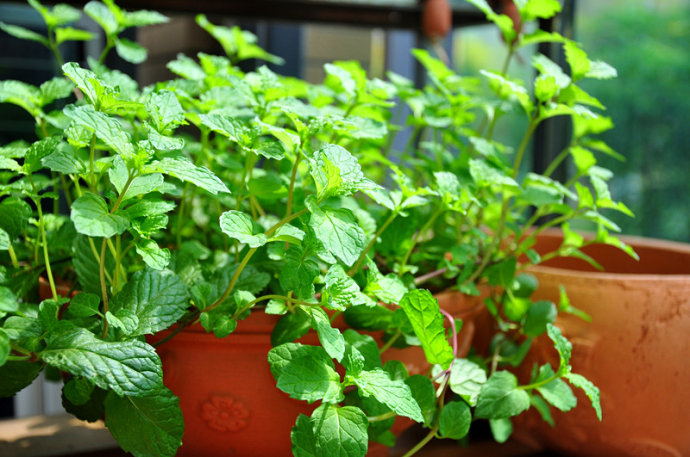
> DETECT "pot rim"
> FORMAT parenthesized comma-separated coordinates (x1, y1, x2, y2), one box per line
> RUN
(529, 229, 690, 280)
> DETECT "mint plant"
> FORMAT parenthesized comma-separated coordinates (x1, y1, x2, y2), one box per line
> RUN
(1, 0, 632, 456)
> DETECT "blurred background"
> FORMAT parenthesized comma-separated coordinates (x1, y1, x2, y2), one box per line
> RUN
(0, 0, 688, 419)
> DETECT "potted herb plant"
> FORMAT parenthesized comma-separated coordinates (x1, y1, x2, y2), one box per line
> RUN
(0, 0, 634, 456)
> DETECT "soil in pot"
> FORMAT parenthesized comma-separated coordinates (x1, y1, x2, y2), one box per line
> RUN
(513, 231, 690, 457)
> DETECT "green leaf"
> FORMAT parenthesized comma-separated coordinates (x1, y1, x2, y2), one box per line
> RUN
(122, 9, 168, 27)
(532, 54, 571, 89)
(291, 414, 317, 457)
(109, 269, 189, 336)
(350, 368, 423, 422)
(279, 246, 318, 300)
(42, 325, 163, 397)
(449, 358, 487, 406)
(0, 286, 18, 313)
(324, 63, 357, 98)
(84, 1, 118, 35)
(0, 361, 42, 397)
(565, 372, 602, 420)
(534, 365, 576, 412)
(399, 290, 454, 370)
(134, 239, 170, 270)
(0, 229, 9, 251)
(23, 136, 61, 174)
(73, 235, 115, 295)
(405, 375, 436, 426)
(199, 113, 253, 145)
(219, 210, 267, 248)
(343, 330, 382, 372)
(147, 91, 185, 132)
(270, 344, 343, 404)
(42, 147, 86, 174)
(475, 371, 530, 419)
(270, 309, 312, 347)
(521, 0, 561, 20)
(71, 193, 130, 237)
(310, 144, 378, 200)
(0, 198, 32, 239)
(311, 308, 345, 362)
(64, 377, 95, 406)
(312, 404, 368, 457)
(322, 265, 371, 311)
(0, 80, 40, 116)
(106, 310, 139, 336)
(307, 200, 365, 267)
(105, 388, 183, 457)
(0, 22, 48, 46)
(438, 401, 471, 440)
(489, 418, 513, 443)
(585, 60, 617, 80)
(546, 323, 572, 371)
(55, 27, 94, 45)
(523, 300, 557, 337)
(63, 104, 135, 158)
(147, 157, 230, 194)
(166, 54, 205, 80)
(61, 63, 101, 106)
(0, 329, 9, 366)
(67, 293, 101, 317)
(114, 37, 147, 63)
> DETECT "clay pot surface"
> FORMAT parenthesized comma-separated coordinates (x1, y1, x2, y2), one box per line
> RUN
(513, 231, 690, 457)
(151, 291, 486, 456)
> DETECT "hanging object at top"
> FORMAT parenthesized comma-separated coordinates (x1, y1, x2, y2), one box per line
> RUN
(422, 0, 452, 40)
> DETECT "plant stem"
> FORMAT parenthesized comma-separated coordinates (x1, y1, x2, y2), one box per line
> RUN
(401, 426, 438, 457)
(88, 136, 97, 192)
(206, 208, 309, 313)
(34, 198, 57, 300)
(414, 267, 448, 286)
(7, 244, 19, 269)
(512, 117, 539, 179)
(378, 331, 401, 355)
(348, 210, 398, 276)
(368, 411, 397, 423)
(398, 206, 443, 277)
(99, 238, 109, 339)
(285, 152, 302, 218)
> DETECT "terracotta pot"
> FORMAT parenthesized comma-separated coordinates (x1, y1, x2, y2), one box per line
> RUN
(151, 291, 487, 456)
(513, 231, 690, 457)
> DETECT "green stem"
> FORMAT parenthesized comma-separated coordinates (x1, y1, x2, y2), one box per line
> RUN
(88, 136, 97, 192)
(348, 210, 398, 276)
(206, 208, 310, 313)
(7, 244, 19, 269)
(99, 238, 109, 339)
(378, 331, 401, 355)
(512, 118, 539, 179)
(519, 373, 561, 391)
(232, 294, 315, 320)
(35, 201, 57, 300)
(398, 206, 443, 277)
(401, 426, 438, 457)
(368, 411, 397, 423)
(285, 152, 302, 218)
(98, 37, 115, 65)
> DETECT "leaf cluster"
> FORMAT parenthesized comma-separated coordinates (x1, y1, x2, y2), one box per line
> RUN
(0, 1, 622, 456)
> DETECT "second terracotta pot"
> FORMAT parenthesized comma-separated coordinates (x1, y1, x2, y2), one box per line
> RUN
(513, 232, 690, 457)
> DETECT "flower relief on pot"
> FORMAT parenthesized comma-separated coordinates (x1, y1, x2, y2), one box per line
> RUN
(0, 0, 647, 456)
(200, 394, 250, 433)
